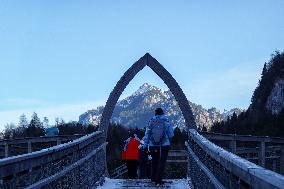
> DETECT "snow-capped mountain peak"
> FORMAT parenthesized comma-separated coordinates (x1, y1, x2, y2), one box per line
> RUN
(133, 83, 161, 96)
(79, 84, 244, 130)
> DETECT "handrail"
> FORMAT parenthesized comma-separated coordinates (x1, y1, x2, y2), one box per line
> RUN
(0, 134, 84, 145)
(0, 134, 85, 158)
(0, 131, 103, 178)
(189, 129, 284, 189)
(25, 142, 108, 189)
(199, 131, 284, 143)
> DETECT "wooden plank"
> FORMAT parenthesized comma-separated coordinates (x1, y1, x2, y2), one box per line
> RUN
(168, 150, 187, 157)
(166, 159, 187, 163)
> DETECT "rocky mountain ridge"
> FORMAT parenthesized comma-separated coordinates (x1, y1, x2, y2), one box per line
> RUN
(79, 83, 244, 130)
(265, 79, 284, 115)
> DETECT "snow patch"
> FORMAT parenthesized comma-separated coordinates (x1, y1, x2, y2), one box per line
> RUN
(96, 178, 192, 189)
(96, 178, 119, 189)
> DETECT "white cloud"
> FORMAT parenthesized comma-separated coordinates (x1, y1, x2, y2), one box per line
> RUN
(186, 58, 266, 110)
(0, 100, 104, 132)
(0, 98, 47, 106)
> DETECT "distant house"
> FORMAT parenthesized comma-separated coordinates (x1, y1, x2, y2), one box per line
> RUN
(45, 127, 59, 136)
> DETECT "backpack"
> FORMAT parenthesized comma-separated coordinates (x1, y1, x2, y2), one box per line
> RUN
(149, 117, 167, 146)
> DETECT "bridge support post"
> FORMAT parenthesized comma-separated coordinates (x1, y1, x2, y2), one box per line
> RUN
(28, 141, 32, 153)
(258, 141, 265, 167)
(229, 140, 236, 154)
(280, 145, 284, 175)
(57, 139, 61, 145)
(4, 143, 8, 158)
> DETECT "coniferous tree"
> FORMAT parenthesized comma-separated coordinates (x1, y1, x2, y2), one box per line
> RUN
(27, 112, 44, 137)
(18, 114, 29, 128)
(30, 112, 42, 128)
(43, 117, 49, 128)
(3, 123, 16, 139)
(211, 51, 284, 137)
(55, 117, 60, 127)
(262, 63, 267, 77)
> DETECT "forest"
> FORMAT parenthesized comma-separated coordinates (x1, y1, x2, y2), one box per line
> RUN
(211, 51, 284, 137)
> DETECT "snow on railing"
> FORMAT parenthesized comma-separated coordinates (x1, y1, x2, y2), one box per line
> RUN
(0, 131, 106, 189)
(186, 129, 284, 189)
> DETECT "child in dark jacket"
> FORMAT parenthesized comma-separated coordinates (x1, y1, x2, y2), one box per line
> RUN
(138, 139, 151, 179)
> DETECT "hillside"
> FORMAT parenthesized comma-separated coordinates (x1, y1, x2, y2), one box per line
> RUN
(211, 51, 284, 137)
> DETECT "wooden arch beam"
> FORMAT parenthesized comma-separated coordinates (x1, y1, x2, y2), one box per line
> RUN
(99, 53, 197, 135)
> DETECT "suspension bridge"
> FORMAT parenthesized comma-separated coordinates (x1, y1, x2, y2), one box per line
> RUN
(1, 54, 284, 189)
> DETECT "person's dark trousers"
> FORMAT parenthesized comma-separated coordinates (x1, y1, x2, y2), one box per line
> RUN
(138, 149, 147, 178)
(138, 149, 151, 179)
(146, 160, 151, 178)
(126, 160, 138, 179)
(149, 145, 170, 183)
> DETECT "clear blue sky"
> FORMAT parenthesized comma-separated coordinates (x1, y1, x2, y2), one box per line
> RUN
(0, 0, 283, 130)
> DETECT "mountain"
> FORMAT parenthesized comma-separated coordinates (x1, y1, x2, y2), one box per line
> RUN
(265, 79, 284, 114)
(79, 83, 243, 130)
(250, 51, 284, 116)
(211, 51, 284, 137)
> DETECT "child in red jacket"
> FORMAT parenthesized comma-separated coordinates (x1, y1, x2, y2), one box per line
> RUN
(122, 130, 140, 179)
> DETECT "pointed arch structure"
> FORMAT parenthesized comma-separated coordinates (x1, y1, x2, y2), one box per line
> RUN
(99, 53, 197, 135)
